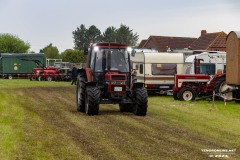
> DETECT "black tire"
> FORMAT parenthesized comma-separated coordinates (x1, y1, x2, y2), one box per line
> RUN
(46, 76, 53, 82)
(30, 76, 34, 81)
(232, 90, 240, 103)
(85, 86, 100, 115)
(179, 87, 196, 101)
(8, 75, 13, 79)
(215, 77, 232, 101)
(119, 103, 133, 112)
(76, 75, 86, 112)
(133, 87, 148, 116)
(173, 91, 179, 100)
(37, 76, 43, 81)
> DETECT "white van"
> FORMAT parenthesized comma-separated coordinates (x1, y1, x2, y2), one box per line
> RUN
(184, 52, 226, 75)
(131, 51, 184, 93)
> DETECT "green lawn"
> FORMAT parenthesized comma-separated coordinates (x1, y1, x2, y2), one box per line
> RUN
(0, 79, 239, 159)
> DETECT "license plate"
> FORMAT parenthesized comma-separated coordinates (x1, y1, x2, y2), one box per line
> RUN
(114, 87, 122, 91)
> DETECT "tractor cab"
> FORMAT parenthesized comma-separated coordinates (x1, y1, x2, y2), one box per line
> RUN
(90, 46, 131, 88)
(85, 43, 132, 94)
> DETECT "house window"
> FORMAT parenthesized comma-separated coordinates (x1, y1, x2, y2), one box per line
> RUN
(151, 64, 177, 75)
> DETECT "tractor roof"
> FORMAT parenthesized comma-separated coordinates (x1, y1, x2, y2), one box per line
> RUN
(91, 42, 129, 49)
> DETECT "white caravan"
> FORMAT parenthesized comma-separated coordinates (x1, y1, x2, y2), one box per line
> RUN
(184, 51, 226, 75)
(131, 51, 184, 93)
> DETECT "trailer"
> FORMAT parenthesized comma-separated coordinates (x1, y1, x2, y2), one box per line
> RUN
(131, 51, 184, 93)
(0, 53, 46, 79)
(184, 51, 226, 75)
(226, 31, 240, 102)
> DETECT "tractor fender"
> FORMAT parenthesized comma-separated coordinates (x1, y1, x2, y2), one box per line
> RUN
(132, 82, 145, 90)
(86, 81, 98, 87)
(77, 68, 86, 75)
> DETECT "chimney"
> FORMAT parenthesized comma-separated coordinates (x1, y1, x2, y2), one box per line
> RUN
(201, 30, 207, 36)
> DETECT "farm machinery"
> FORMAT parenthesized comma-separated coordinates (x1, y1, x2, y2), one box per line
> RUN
(173, 57, 231, 101)
(172, 73, 230, 101)
(22, 58, 71, 81)
(76, 42, 148, 116)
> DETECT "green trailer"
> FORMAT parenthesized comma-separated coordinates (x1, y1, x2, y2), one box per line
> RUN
(0, 53, 46, 79)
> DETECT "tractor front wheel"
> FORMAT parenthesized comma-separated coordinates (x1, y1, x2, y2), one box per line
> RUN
(76, 75, 86, 112)
(133, 87, 148, 116)
(85, 86, 100, 115)
(179, 87, 196, 101)
(46, 76, 53, 82)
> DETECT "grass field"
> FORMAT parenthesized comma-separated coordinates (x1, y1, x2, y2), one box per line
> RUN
(0, 79, 240, 160)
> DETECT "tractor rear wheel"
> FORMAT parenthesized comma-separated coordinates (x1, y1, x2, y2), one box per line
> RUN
(133, 87, 148, 116)
(215, 78, 232, 101)
(76, 75, 86, 112)
(85, 86, 100, 115)
(179, 87, 196, 101)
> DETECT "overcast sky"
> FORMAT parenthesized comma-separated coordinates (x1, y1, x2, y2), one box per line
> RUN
(0, 0, 239, 53)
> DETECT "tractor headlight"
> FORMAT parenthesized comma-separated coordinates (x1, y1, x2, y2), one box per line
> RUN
(111, 81, 125, 84)
(127, 47, 132, 53)
(94, 46, 99, 52)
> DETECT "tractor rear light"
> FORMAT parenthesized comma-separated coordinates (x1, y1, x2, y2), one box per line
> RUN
(145, 84, 155, 88)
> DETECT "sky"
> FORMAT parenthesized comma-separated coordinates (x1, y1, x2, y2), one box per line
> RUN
(0, 0, 239, 53)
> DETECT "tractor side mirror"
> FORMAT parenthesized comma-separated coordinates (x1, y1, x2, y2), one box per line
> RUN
(131, 50, 135, 57)
(84, 48, 89, 55)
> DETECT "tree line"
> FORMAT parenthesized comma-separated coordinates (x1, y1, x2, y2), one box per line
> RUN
(0, 24, 139, 63)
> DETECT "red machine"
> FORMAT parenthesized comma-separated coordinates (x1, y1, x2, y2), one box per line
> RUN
(172, 74, 227, 101)
(173, 57, 230, 101)
(31, 66, 59, 81)
(22, 58, 69, 81)
(76, 43, 148, 116)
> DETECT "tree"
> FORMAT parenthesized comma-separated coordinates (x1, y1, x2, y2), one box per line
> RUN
(73, 25, 102, 50)
(72, 24, 88, 50)
(102, 26, 117, 42)
(116, 24, 139, 46)
(72, 24, 139, 49)
(0, 33, 30, 53)
(40, 43, 59, 59)
(60, 49, 86, 63)
(87, 25, 102, 44)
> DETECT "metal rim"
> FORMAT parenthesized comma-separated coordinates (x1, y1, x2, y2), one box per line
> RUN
(182, 90, 193, 101)
(219, 82, 232, 99)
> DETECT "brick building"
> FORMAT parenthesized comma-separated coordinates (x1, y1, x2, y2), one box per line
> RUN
(138, 30, 227, 52)
(190, 30, 227, 51)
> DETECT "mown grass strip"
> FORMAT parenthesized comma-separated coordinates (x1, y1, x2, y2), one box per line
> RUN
(0, 79, 239, 159)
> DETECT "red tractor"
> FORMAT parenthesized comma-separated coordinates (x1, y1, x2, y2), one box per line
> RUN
(22, 58, 62, 81)
(76, 43, 148, 116)
(172, 74, 229, 101)
(172, 57, 231, 101)
(31, 66, 59, 81)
